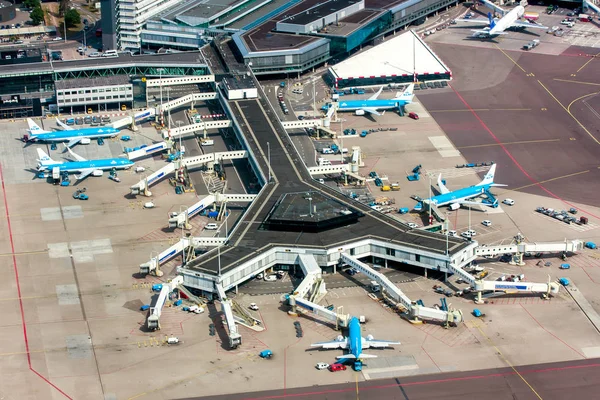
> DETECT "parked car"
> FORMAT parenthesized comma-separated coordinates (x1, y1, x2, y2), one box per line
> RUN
(328, 363, 347, 372)
(448, 230, 457, 237)
(249, 303, 259, 311)
(407, 222, 419, 228)
(481, 220, 492, 227)
(467, 229, 477, 236)
(316, 362, 330, 370)
(408, 112, 419, 120)
(461, 231, 472, 239)
(502, 198, 515, 206)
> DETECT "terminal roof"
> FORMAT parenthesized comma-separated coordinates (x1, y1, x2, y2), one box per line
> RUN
(328, 30, 451, 80)
(55, 75, 131, 90)
(279, 0, 362, 26)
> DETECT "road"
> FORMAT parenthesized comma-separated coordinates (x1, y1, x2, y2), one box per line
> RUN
(192, 357, 600, 400)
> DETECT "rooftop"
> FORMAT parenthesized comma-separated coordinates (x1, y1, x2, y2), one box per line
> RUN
(318, 9, 383, 36)
(261, 191, 363, 232)
(222, 74, 256, 90)
(328, 30, 451, 80)
(55, 75, 131, 90)
(279, 0, 362, 26)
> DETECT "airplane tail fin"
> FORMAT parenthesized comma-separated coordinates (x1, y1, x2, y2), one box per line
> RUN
(27, 118, 48, 135)
(393, 84, 414, 104)
(36, 148, 59, 167)
(488, 12, 496, 29)
(477, 164, 496, 186)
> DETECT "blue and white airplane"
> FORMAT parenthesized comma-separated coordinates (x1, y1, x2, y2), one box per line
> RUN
(36, 147, 134, 181)
(322, 84, 414, 116)
(455, 7, 547, 38)
(310, 317, 400, 369)
(414, 164, 506, 211)
(25, 118, 120, 148)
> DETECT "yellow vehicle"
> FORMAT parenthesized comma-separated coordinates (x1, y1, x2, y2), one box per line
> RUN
(87, 108, 92, 114)
(381, 185, 391, 192)
(121, 104, 127, 111)
(390, 183, 400, 191)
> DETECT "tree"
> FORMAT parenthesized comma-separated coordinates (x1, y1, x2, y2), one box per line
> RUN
(64, 8, 80, 29)
(30, 5, 44, 26)
(23, 0, 41, 9)
(59, 0, 70, 17)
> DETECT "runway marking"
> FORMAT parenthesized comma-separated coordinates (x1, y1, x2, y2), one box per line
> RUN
(576, 51, 600, 73)
(537, 80, 600, 146)
(428, 108, 530, 112)
(503, 169, 590, 193)
(553, 78, 600, 87)
(0, 249, 48, 258)
(472, 321, 543, 399)
(493, 44, 527, 73)
(457, 139, 560, 149)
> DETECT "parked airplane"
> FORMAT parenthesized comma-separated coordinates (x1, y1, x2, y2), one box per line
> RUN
(455, 7, 547, 37)
(413, 164, 506, 211)
(36, 147, 134, 181)
(322, 84, 414, 116)
(310, 317, 400, 370)
(24, 118, 119, 148)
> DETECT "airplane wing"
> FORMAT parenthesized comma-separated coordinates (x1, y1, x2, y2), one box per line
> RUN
(454, 18, 490, 25)
(437, 174, 450, 195)
(56, 118, 74, 131)
(65, 138, 82, 148)
(511, 20, 548, 29)
(311, 338, 348, 350)
(362, 337, 401, 349)
(368, 87, 383, 101)
(361, 108, 382, 116)
(75, 169, 95, 181)
(66, 146, 87, 162)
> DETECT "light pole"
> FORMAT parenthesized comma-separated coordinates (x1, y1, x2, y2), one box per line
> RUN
(306, 194, 313, 218)
(267, 141, 271, 183)
(312, 76, 317, 118)
(428, 173, 433, 226)
(166, 87, 171, 129)
(216, 231, 222, 277)
(176, 120, 183, 153)
(157, 68, 165, 118)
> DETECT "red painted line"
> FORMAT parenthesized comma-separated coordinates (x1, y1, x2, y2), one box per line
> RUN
(241, 362, 600, 400)
(448, 83, 600, 222)
(0, 164, 73, 399)
(520, 304, 586, 359)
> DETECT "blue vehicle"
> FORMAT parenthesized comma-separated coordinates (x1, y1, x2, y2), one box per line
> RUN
(140, 304, 150, 311)
(310, 317, 400, 371)
(259, 349, 273, 358)
(36, 147, 135, 181)
(24, 118, 119, 148)
(121, 135, 131, 141)
(152, 284, 163, 292)
(585, 242, 597, 249)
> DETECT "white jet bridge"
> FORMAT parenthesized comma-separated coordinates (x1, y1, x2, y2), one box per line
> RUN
(147, 276, 183, 330)
(140, 236, 227, 276)
(216, 283, 242, 349)
(340, 253, 464, 327)
(168, 193, 257, 229)
(162, 120, 232, 140)
(287, 254, 350, 329)
(130, 150, 248, 196)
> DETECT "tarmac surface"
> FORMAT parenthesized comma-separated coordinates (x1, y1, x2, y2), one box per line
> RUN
(194, 357, 600, 400)
(417, 43, 600, 209)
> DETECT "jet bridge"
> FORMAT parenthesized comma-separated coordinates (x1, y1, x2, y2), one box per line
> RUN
(127, 142, 170, 161)
(584, 0, 600, 15)
(157, 92, 219, 114)
(474, 240, 583, 258)
(288, 254, 349, 328)
(340, 253, 464, 326)
(168, 193, 257, 229)
(162, 120, 232, 140)
(130, 151, 248, 196)
(216, 283, 242, 348)
(147, 276, 183, 330)
(139, 236, 227, 275)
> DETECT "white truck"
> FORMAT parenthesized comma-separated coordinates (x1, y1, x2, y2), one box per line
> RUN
(370, 280, 381, 293)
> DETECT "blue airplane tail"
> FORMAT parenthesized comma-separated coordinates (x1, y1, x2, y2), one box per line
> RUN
(488, 12, 496, 29)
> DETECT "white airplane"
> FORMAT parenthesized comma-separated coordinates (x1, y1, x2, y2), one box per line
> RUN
(455, 6, 547, 37)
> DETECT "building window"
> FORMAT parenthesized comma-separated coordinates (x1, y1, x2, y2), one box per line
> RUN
(93, 97, 98, 100)
(92, 89, 98, 93)
(99, 88, 105, 93)
(86, 97, 91, 101)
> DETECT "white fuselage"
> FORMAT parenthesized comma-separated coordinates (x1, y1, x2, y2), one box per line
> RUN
(489, 6, 524, 35)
